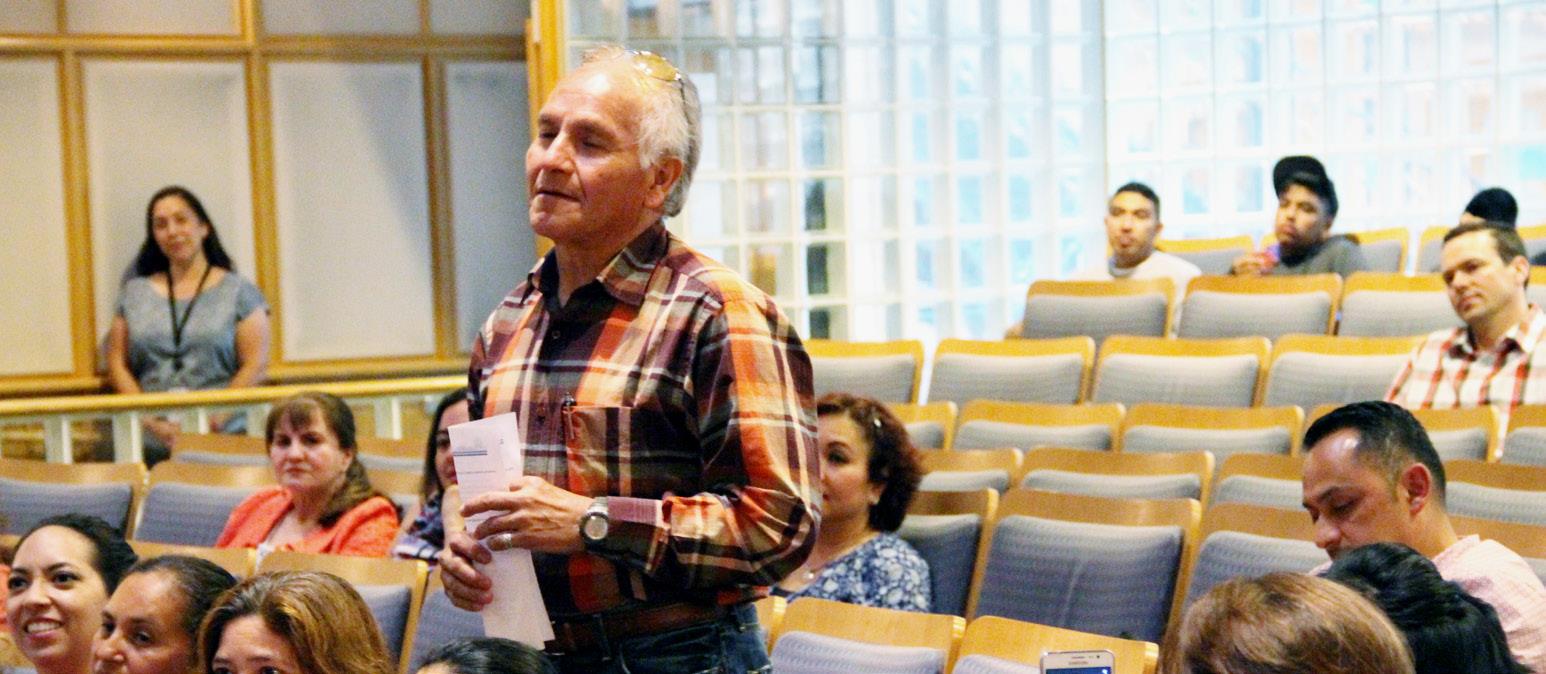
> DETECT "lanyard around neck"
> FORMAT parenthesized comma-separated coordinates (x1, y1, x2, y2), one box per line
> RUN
(168, 263, 214, 371)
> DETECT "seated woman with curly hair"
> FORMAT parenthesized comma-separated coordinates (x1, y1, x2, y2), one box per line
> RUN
(773, 392, 930, 612)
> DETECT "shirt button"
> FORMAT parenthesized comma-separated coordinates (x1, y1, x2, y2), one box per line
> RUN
(549, 329, 561, 340)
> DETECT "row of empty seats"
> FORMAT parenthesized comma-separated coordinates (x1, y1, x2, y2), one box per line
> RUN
(812, 334, 1423, 412)
(891, 399, 1545, 466)
(1014, 270, 1546, 342)
(1156, 223, 1546, 277)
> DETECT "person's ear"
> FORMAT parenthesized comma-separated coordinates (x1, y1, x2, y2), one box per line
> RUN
(642, 157, 684, 211)
(1399, 463, 1434, 515)
(1510, 254, 1529, 282)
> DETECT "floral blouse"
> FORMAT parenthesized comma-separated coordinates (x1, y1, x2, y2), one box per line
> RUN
(774, 533, 932, 613)
(391, 490, 445, 562)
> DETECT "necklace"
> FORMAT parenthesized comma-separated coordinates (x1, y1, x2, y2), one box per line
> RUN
(167, 262, 214, 372)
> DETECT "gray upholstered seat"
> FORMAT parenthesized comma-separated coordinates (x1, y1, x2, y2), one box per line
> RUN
(134, 483, 260, 546)
(1183, 531, 1326, 607)
(771, 631, 945, 674)
(1427, 428, 1490, 462)
(897, 513, 982, 616)
(1418, 239, 1441, 273)
(917, 470, 1010, 493)
(1447, 482, 1546, 527)
(1528, 284, 1546, 312)
(359, 454, 423, 472)
(812, 354, 917, 403)
(356, 584, 412, 665)
(952, 654, 1038, 674)
(1177, 291, 1332, 340)
(409, 589, 485, 670)
(906, 421, 947, 450)
(1338, 290, 1461, 337)
(1360, 239, 1404, 273)
(1210, 476, 1304, 510)
(1020, 294, 1167, 342)
(1262, 351, 1411, 409)
(953, 420, 1111, 452)
(174, 450, 268, 466)
(1092, 354, 1259, 408)
(1170, 248, 1242, 276)
(1122, 425, 1291, 464)
(1527, 557, 1546, 586)
(1020, 470, 1201, 500)
(928, 353, 1084, 406)
(974, 516, 1182, 642)
(0, 479, 134, 535)
(1503, 427, 1546, 466)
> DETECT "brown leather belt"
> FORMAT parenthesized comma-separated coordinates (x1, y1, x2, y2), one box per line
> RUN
(545, 602, 728, 654)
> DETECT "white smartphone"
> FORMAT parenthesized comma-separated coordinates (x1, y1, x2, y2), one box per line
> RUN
(1040, 649, 1115, 674)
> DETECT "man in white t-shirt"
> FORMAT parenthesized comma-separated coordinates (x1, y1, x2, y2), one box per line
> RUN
(1068, 181, 1201, 284)
(1302, 401, 1546, 672)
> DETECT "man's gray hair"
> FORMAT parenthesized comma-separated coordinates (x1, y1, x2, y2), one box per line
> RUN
(580, 45, 701, 217)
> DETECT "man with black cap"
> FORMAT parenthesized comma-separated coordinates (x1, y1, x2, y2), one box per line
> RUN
(1232, 156, 1368, 278)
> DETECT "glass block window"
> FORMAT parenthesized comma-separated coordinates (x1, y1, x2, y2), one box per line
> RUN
(564, 0, 1105, 340)
(1106, 0, 1546, 252)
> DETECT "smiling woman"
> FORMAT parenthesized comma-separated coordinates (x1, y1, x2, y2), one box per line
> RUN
(213, 392, 399, 558)
(4, 515, 138, 674)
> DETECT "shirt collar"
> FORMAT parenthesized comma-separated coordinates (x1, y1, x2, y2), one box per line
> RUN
(1452, 304, 1546, 357)
(527, 222, 669, 308)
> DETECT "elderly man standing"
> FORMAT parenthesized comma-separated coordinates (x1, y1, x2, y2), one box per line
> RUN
(1301, 401, 1546, 671)
(439, 46, 819, 674)
(1387, 221, 1546, 433)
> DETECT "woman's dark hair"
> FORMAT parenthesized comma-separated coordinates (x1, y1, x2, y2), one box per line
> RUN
(1323, 542, 1528, 674)
(125, 555, 239, 641)
(815, 392, 923, 532)
(416, 637, 557, 674)
(420, 388, 469, 500)
(133, 186, 235, 277)
(265, 391, 383, 528)
(17, 513, 138, 593)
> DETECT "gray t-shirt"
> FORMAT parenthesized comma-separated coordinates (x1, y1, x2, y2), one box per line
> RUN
(116, 271, 268, 392)
(1270, 234, 1368, 277)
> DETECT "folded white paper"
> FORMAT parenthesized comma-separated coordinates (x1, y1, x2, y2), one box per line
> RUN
(449, 411, 555, 648)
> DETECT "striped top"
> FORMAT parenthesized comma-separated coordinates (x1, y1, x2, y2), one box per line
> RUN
(468, 223, 820, 617)
(1386, 304, 1546, 433)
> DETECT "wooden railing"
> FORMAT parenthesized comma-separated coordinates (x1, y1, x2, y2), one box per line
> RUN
(0, 375, 464, 464)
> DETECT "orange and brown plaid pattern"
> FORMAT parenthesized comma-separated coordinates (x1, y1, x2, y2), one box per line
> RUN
(1386, 304, 1546, 433)
(468, 223, 820, 617)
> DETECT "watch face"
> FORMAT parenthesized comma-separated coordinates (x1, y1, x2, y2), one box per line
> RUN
(583, 514, 608, 541)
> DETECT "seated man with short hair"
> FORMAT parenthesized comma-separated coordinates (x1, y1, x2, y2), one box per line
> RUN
(1068, 181, 1201, 284)
(1386, 221, 1546, 431)
(1301, 401, 1546, 671)
(1232, 167, 1367, 277)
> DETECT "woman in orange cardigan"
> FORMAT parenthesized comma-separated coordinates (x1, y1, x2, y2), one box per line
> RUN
(216, 392, 398, 557)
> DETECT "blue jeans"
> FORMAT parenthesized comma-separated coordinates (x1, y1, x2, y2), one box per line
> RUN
(550, 603, 770, 674)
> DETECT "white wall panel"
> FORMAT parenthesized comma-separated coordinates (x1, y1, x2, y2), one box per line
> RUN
(0, 60, 73, 375)
(84, 60, 255, 349)
(270, 61, 434, 360)
(263, 0, 419, 35)
(0, 0, 56, 33)
(445, 61, 533, 350)
(67, 0, 237, 34)
(431, 0, 527, 35)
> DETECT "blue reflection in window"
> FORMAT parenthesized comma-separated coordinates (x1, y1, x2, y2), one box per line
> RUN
(1059, 236, 1084, 276)
(1009, 176, 1032, 221)
(1237, 100, 1263, 146)
(913, 112, 932, 162)
(916, 242, 937, 287)
(960, 239, 986, 287)
(1236, 165, 1263, 212)
(1521, 145, 1546, 180)
(963, 302, 989, 339)
(959, 176, 984, 224)
(1007, 113, 1032, 159)
(1059, 176, 1080, 218)
(957, 116, 982, 161)
(1010, 239, 1035, 284)
(914, 177, 935, 226)
(1238, 37, 1262, 83)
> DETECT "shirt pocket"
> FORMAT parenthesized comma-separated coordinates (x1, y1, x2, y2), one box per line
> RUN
(563, 405, 701, 499)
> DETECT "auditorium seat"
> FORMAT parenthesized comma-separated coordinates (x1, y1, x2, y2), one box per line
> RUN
(1015, 279, 1174, 343)
(968, 489, 1199, 644)
(897, 489, 997, 617)
(917, 449, 1023, 493)
(1444, 460, 1546, 527)
(769, 597, 964, 674)
(1260, 334, 1421, 410)
(1338, 272, 1461, 337)
(1208, 453, 1305, 510)
(927, 337, 1094, 406)
(951, 401, 1123, 452)
(407, 577, 485, 671)
(889, 401, 958, 450)
(1018, 447, 1213, 502)
(258, 550, 427, 674)
(1502, 404, 1546, 466)
(171, 432, 267, 465)
(1091, 336, 1269, 408)
(133, 462, 272, 546)
(1177, 503, 1323, 614)
(1176, 274, 1339, 339)
(1118, 403, 1302, 466)
(954, 615, 1158, 674)
(1308, 404, 1498, 462)
(1156, 235, 1253, 276)
(807, 339, 925, 403)
(126, 540, 255, 578)
(753, 595, 786, 648)
(1352, 226, 1410, 273)
(0, 458, 144, 536)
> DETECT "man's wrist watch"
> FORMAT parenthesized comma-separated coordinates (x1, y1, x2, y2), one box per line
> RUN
(580, 497, 610, 547)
